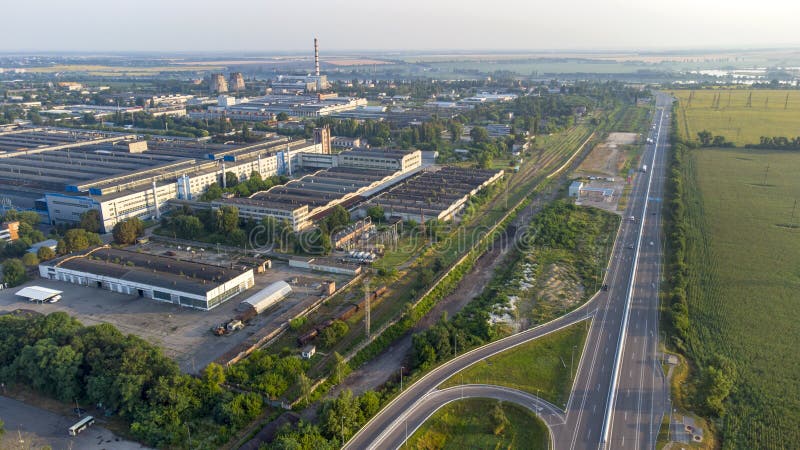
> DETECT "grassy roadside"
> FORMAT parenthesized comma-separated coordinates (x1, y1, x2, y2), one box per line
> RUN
(439, 320, 589, 408)
(406, 398, 549, 450)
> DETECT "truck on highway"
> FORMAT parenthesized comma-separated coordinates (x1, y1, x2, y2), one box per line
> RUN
(641, 164, 648, 173)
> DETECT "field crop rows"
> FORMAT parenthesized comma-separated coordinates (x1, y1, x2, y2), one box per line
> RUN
(681, 147, 800, 448)
(671, 89, 800, 146)
(608, 104, 652, 133)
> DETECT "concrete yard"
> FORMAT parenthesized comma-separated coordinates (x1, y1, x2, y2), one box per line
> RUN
(0, 396, 148, 450)
(0, 261, 352, 374)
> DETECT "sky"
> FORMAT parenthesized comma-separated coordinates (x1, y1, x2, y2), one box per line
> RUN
(2, 0, 799, 53)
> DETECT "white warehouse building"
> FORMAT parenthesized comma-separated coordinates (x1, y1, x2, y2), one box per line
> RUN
(39, 247, 255, 310)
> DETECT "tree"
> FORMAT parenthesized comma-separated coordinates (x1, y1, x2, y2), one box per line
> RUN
(2, 259, 26, 287)
(79, 210, 101, 233)
(21, 252, 39, 267)
(201, 183, 223, 201)
(112, 218, 143, 245)
(172, 215, 204, 239)
(697, 130, 713, 146)
(37, 246, 55, 261)
(225, 172, 239, 188)
(366, 205, 385, 223)
(325, 205, 350, 233)
(470, 126, 489, 144)
(276, 112, 289, 121)
(448, 121, 463, 143)
(297, 373, 311, 407)
(331, 352, 349, 385)
(215, 206, 240, 234)
(61, 228, 100, 253)
(319, 320, 348, 348)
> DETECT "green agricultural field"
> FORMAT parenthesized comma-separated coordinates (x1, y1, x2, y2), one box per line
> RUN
(406, 398, 549, 450)
(682, 147, 800, 448)
(440, 320, 589, 407)
(671, 89, 800, 146)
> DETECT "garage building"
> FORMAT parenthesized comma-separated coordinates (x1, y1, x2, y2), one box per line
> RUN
(39, 247, 254, 310)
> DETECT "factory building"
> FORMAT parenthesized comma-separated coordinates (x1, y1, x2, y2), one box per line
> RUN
(189, 94, 367, 121)
(338, 148, 421, 172)
(270, 37, 329, 93)
(214, 148, 422, 230)
(39, 247, 255, 310)
(358, 166, 504, 223)
(0, 126, 326, 232)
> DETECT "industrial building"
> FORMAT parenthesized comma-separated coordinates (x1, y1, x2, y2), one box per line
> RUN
(0, 126, 328, 232)
(215, 149, 422, 230)
(569, 180, 614, 202)
(189, 94, 366, 121)
(270, 37, 329, 93)
(338, 148, 421, 172)
(331, 136, 363, 150)
(39, 247, 255, 310)
(0, 221, 19, 242)
(219, 166, 404, 231)
(358, 166, 504, 223)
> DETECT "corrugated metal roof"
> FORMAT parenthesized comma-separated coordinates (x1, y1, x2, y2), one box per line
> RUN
(15, 286, 62, 301)
(241, 280, 292, 313)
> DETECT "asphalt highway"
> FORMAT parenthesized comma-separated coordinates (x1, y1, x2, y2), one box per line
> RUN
(345, 94, 672, 450)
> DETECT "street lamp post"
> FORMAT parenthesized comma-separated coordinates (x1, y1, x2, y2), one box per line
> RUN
(400, 366, 405, 392)
(571, 345, 577, 379)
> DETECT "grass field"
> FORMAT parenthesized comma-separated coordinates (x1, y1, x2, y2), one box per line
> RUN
(670, 89, 800, 146)
(25, 64, 222, 75)
(406, 398, 549, 450)
(681, 147, 800, 448)
(440, 320, 589, 408)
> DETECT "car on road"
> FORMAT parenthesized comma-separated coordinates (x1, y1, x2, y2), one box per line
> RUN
(627, 244, 635, 249)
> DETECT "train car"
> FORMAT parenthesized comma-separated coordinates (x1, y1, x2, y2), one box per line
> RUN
(337, 304, 359, 321)
(297, 329, 319, 346)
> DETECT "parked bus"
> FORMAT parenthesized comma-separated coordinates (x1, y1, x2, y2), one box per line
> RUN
(68, 415, 95, 436)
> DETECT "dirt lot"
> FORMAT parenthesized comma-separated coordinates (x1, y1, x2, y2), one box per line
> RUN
(0, 261, 352, 374)
(575, 132, 639, 177)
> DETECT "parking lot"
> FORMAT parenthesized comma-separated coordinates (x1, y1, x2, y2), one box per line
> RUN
(0, 395, 147, 450)
(0, 260, 352, 374)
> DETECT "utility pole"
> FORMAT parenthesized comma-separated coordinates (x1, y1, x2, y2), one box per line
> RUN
(364, 280, 371, 338)
(763, 164, 770, 186)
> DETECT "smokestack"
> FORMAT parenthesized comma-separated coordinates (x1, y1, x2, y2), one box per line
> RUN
(314, 37, 320, 77)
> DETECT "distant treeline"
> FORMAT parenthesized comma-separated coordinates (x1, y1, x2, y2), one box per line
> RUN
(746, 136, 800, 150)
